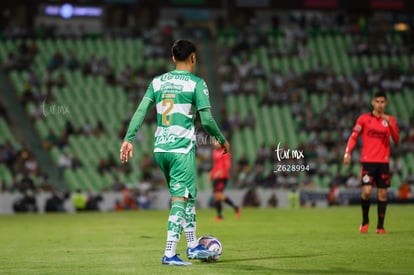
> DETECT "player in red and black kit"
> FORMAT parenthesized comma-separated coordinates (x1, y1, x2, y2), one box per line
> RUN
(210, 141, 240, 221)
(344, 91, 399, 234)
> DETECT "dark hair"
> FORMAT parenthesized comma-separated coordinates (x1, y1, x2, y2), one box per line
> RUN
(374, 91, 387, 99)
(171, 40, 196, 61)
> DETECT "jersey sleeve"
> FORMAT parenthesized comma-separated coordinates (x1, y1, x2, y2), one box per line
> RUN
(389, 116, 400, 144)
(353, 115, 364, 133)
(123, 97, 154, 143)
(123, 81, 155, 143)
(345, 115, 364, 154)
(143, 81, 155, 103)
(194, 79, 211, 110)
(199, 108, 226, 145)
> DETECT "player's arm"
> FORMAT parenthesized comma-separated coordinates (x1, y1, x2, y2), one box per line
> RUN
(124, 97, 154, 143)
(199, 108, 230, 154)
(382, 115, 400, 144)
(120, 97, 154, 163)
(344, 117, 363, 164)
(195, 79, 230, 154)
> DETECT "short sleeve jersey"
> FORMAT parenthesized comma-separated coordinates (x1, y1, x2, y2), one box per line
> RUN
(352, 112, 397, 163)
(144, 70, 211, 154)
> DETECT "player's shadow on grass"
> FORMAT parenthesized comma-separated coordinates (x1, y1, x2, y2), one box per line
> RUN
(216, 255, 398, 275)
(218, 254, 322, 263)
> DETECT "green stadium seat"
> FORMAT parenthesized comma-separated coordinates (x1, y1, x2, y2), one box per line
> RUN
(255, 109, 267, 146)
(403, 89, 414, 116)
(35, 120, 49, 139)
(0, 164, 13, 187)
(242, 128, 256, 163)
(232, 131, 244, 163)
(393, 93, 409, 122)
(406, 153, 414, 173)
(3, 32, 412, 192)
(258, 46, 270, 72)
(260, 107, 275, 146)
(0, 119, 10, 143)
(64, 169, 80, 190)
(281, 106, 299, 149)
(318, 175, 331, 189)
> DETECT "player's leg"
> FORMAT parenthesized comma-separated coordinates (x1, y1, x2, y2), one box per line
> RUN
(213, 190, 224, 220)
(171, 149, 214, 259)
(164, 197, 188, 257)
(375, 163, 390, 234)
(224, 196, 236, 208)
(176, 149, 198, 250)
(183, 196, 197, 248)
(376, 188, 387, 233)
(155, 152, 191, 266)
(221, 179, 240, 218)
(360, 185, 372, 229)
(184, 196, 213, 259)
(225, 196, 241, 218)
(213, 179, 225, 220)
(360, 163, 373, 233)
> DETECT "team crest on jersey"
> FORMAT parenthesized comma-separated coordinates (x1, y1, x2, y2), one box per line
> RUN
(382, 120, 388, 127)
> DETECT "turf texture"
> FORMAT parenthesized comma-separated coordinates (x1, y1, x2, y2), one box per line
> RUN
(0, 206, 413, 274)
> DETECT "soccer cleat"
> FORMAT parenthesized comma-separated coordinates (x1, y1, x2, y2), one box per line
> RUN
(214, 216, 223, 222)
(187, 244, 216, 260)
(162, 255, 192, 266)
(235, 206, 241, 219)
(359, 224, 369, 233)
(376, 228, 387, 234)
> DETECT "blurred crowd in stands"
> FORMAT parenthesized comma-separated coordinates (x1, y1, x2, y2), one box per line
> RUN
(1, 10, 414, 212)
(0, 139, 42, 192)
(215, 12, 414, 192)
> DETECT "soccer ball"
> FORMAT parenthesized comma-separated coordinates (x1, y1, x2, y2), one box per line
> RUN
(198, 235, 222, 262)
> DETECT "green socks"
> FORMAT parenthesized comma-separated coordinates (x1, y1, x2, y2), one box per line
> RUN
(164, 200, 186, 257)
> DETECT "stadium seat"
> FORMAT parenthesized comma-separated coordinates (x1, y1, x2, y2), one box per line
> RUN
(0, 164, 13, 188)
(2, 28, 412, 193)
(281, 106, 299, 149)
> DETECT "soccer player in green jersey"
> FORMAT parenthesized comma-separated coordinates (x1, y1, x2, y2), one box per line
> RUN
(120, 40, 230, 266)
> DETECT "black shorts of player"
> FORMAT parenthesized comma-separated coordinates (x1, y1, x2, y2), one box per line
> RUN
(360, 162, 390, 188)
(213, 179, 228, 192)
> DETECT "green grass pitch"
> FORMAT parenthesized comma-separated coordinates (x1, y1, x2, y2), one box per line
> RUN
(0, 206, 413, 274)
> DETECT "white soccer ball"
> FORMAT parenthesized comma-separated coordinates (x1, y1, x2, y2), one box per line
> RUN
(198, 235, 222, 262)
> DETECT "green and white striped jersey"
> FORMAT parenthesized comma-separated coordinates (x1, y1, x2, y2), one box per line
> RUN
(144, 70, 211, 154)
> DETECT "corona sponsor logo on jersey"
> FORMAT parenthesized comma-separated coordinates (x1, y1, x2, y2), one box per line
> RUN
(160, 73, 190, 82)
